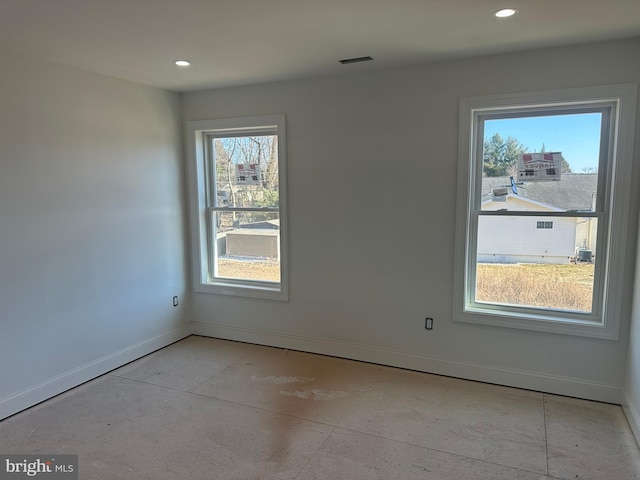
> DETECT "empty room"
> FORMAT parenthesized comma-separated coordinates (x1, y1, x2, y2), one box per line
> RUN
(1, 1, 640, 478)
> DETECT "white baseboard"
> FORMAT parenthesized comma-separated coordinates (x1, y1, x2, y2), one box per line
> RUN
(0, 323, 192, 421)
(2, 320, 625, 422)
(193, 322, 622, 404)
(622, 390, 640, 448)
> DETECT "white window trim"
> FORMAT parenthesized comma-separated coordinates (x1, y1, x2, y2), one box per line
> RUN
(185, 114, 289, 301)
(453, 84, 637, 339)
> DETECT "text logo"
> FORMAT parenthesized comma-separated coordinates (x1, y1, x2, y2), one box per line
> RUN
(1, 455, 77, 480)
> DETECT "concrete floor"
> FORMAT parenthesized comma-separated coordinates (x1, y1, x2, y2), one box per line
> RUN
(1, 335, 639, 479)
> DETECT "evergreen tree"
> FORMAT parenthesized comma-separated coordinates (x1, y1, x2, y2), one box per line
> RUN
(483, 133, 527, 177)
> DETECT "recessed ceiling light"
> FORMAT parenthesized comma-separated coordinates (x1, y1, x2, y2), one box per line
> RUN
(493, 8, 518, 18)
(174, 60, 191, 67)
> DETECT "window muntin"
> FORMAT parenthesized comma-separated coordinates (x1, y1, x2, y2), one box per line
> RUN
(454, 85, 637, 338)
(186, 115, 287, 300)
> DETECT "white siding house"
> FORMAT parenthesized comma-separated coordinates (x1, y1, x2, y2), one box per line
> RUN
(479, 195, 578, 264)
(479, 174, 598, 264)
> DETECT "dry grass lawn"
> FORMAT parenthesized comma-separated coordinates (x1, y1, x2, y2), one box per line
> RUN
(476, 263, 595, 312)
(218, 258, 280, 282)
(217, 258, 595, 312)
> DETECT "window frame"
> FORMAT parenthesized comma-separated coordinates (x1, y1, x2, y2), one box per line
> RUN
(186, 115, 288, 301)
(453, 84, 637, 339)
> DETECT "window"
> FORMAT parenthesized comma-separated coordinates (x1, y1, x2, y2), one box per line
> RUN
(536, 221, 554, 230)
(186, 115, 288, 300)
(454, 85, 636, 338)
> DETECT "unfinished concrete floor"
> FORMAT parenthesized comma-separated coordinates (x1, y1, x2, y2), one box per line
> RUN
(1, 335, 639, 479)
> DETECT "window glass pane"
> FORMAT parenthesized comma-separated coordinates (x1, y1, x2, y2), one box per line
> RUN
(475, 215, 597, 312)
(213, 135, 279, 209)
(213, 211, 280, 282)
(480, 113, 601, 212)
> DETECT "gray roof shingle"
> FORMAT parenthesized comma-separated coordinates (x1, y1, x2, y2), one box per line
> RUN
(481, 173, 598, 211)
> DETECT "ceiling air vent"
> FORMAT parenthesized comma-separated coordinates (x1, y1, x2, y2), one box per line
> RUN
(339, 56, 373, 65)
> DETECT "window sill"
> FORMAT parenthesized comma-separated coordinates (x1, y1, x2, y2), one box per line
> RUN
(194, 280, 288, 301)
(455, 305, 617, 339)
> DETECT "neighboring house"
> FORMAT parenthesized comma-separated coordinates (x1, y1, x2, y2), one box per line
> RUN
(220, 219, 281, 260)
(226, 228, 279, 259)
(479, 174, 598, 264)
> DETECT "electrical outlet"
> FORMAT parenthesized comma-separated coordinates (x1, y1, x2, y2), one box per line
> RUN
(172, 296, 179, 307)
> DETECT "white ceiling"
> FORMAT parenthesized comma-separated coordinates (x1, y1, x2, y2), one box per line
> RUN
(2, 0, 640, 92)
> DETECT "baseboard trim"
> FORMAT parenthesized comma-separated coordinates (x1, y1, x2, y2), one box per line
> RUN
(622, 390, 640, 448)
(2, 321, 625, 421)
(193, 322, 621, 404)
(0, 323, 193, 421)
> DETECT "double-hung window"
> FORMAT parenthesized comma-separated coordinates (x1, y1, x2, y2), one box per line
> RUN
(454, 85, 636, 338)
(186, 115, 288, 300)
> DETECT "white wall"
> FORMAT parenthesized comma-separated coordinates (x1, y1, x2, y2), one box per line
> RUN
(624, 208, 640, 445)
(183, 37, 640, 403)
(0, 49, 189, 419)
